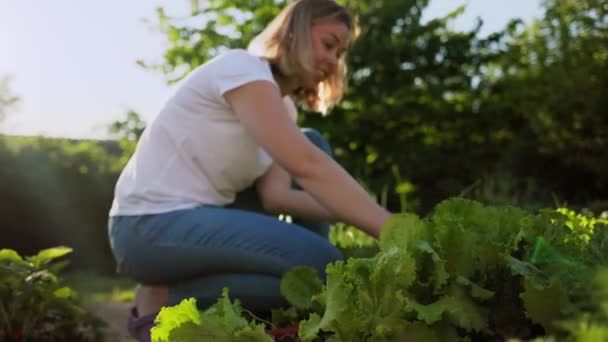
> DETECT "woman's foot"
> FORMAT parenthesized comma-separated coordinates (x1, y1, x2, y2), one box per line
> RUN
(127, 284, 168, 342)
(127, 308, 157, 342)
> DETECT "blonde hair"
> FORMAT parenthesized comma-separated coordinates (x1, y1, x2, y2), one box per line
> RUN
(248, 0, 357, 114)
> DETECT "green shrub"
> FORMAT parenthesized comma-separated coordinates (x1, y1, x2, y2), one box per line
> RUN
(0, 247, 105, 341)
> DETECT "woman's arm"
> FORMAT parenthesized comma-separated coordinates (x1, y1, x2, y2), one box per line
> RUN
(283, 95, 298, 122)
(256, 162, 335, 222)
(256, 96, 334, 221)
(224, 80, 391, 237)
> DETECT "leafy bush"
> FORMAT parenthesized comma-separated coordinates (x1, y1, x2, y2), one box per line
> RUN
(555, 269, 608, 341)
(0, 136, 126, 272)
(0, 247, 105, 341)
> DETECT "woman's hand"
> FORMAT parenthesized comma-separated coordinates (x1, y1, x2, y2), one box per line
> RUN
(256, 162, 335, 222)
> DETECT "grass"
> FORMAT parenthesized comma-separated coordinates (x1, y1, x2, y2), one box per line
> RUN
(63, 270, 136, 303)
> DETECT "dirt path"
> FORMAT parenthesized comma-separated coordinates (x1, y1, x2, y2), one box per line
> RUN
(84, 301, 133, 342)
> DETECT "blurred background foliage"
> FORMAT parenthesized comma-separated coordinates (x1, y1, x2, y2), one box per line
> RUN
(0, 0, 606, 273)
(0, 76, 19, 123)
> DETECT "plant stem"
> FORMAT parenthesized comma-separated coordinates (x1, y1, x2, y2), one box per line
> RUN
(0, 301, 11, 333)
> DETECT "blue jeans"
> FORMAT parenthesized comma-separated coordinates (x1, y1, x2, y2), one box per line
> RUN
(108, 129, 342, 312)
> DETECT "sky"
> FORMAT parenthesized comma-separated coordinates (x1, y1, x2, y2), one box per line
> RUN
(0, 0, 542, 139)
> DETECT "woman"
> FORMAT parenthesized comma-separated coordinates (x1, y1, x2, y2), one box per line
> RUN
(108, 0, 392, 340)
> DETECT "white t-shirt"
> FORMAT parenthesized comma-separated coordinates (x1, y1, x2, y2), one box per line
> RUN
(109, 49, 277, 216)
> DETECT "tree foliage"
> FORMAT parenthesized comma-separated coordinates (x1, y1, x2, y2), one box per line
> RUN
(0, 75, 19, 123)
(107, 109, 146, 142)
(142, 0, 607, 213)
(479, 0, 608, 204)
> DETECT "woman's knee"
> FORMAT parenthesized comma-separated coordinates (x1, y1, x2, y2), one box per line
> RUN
(307, 239, 343, 278)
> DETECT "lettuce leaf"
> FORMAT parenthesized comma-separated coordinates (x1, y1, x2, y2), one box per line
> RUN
(151, 288, 269, 342)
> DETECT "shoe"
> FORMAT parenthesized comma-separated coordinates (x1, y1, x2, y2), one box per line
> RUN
(127, 307, 157, 342)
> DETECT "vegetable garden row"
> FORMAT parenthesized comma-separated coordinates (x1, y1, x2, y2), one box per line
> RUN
(151, 198, 608, 341)
(2, 198, 606, 341)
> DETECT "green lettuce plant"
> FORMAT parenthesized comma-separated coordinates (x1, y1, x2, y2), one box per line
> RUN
(149, 198, 608, 341)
